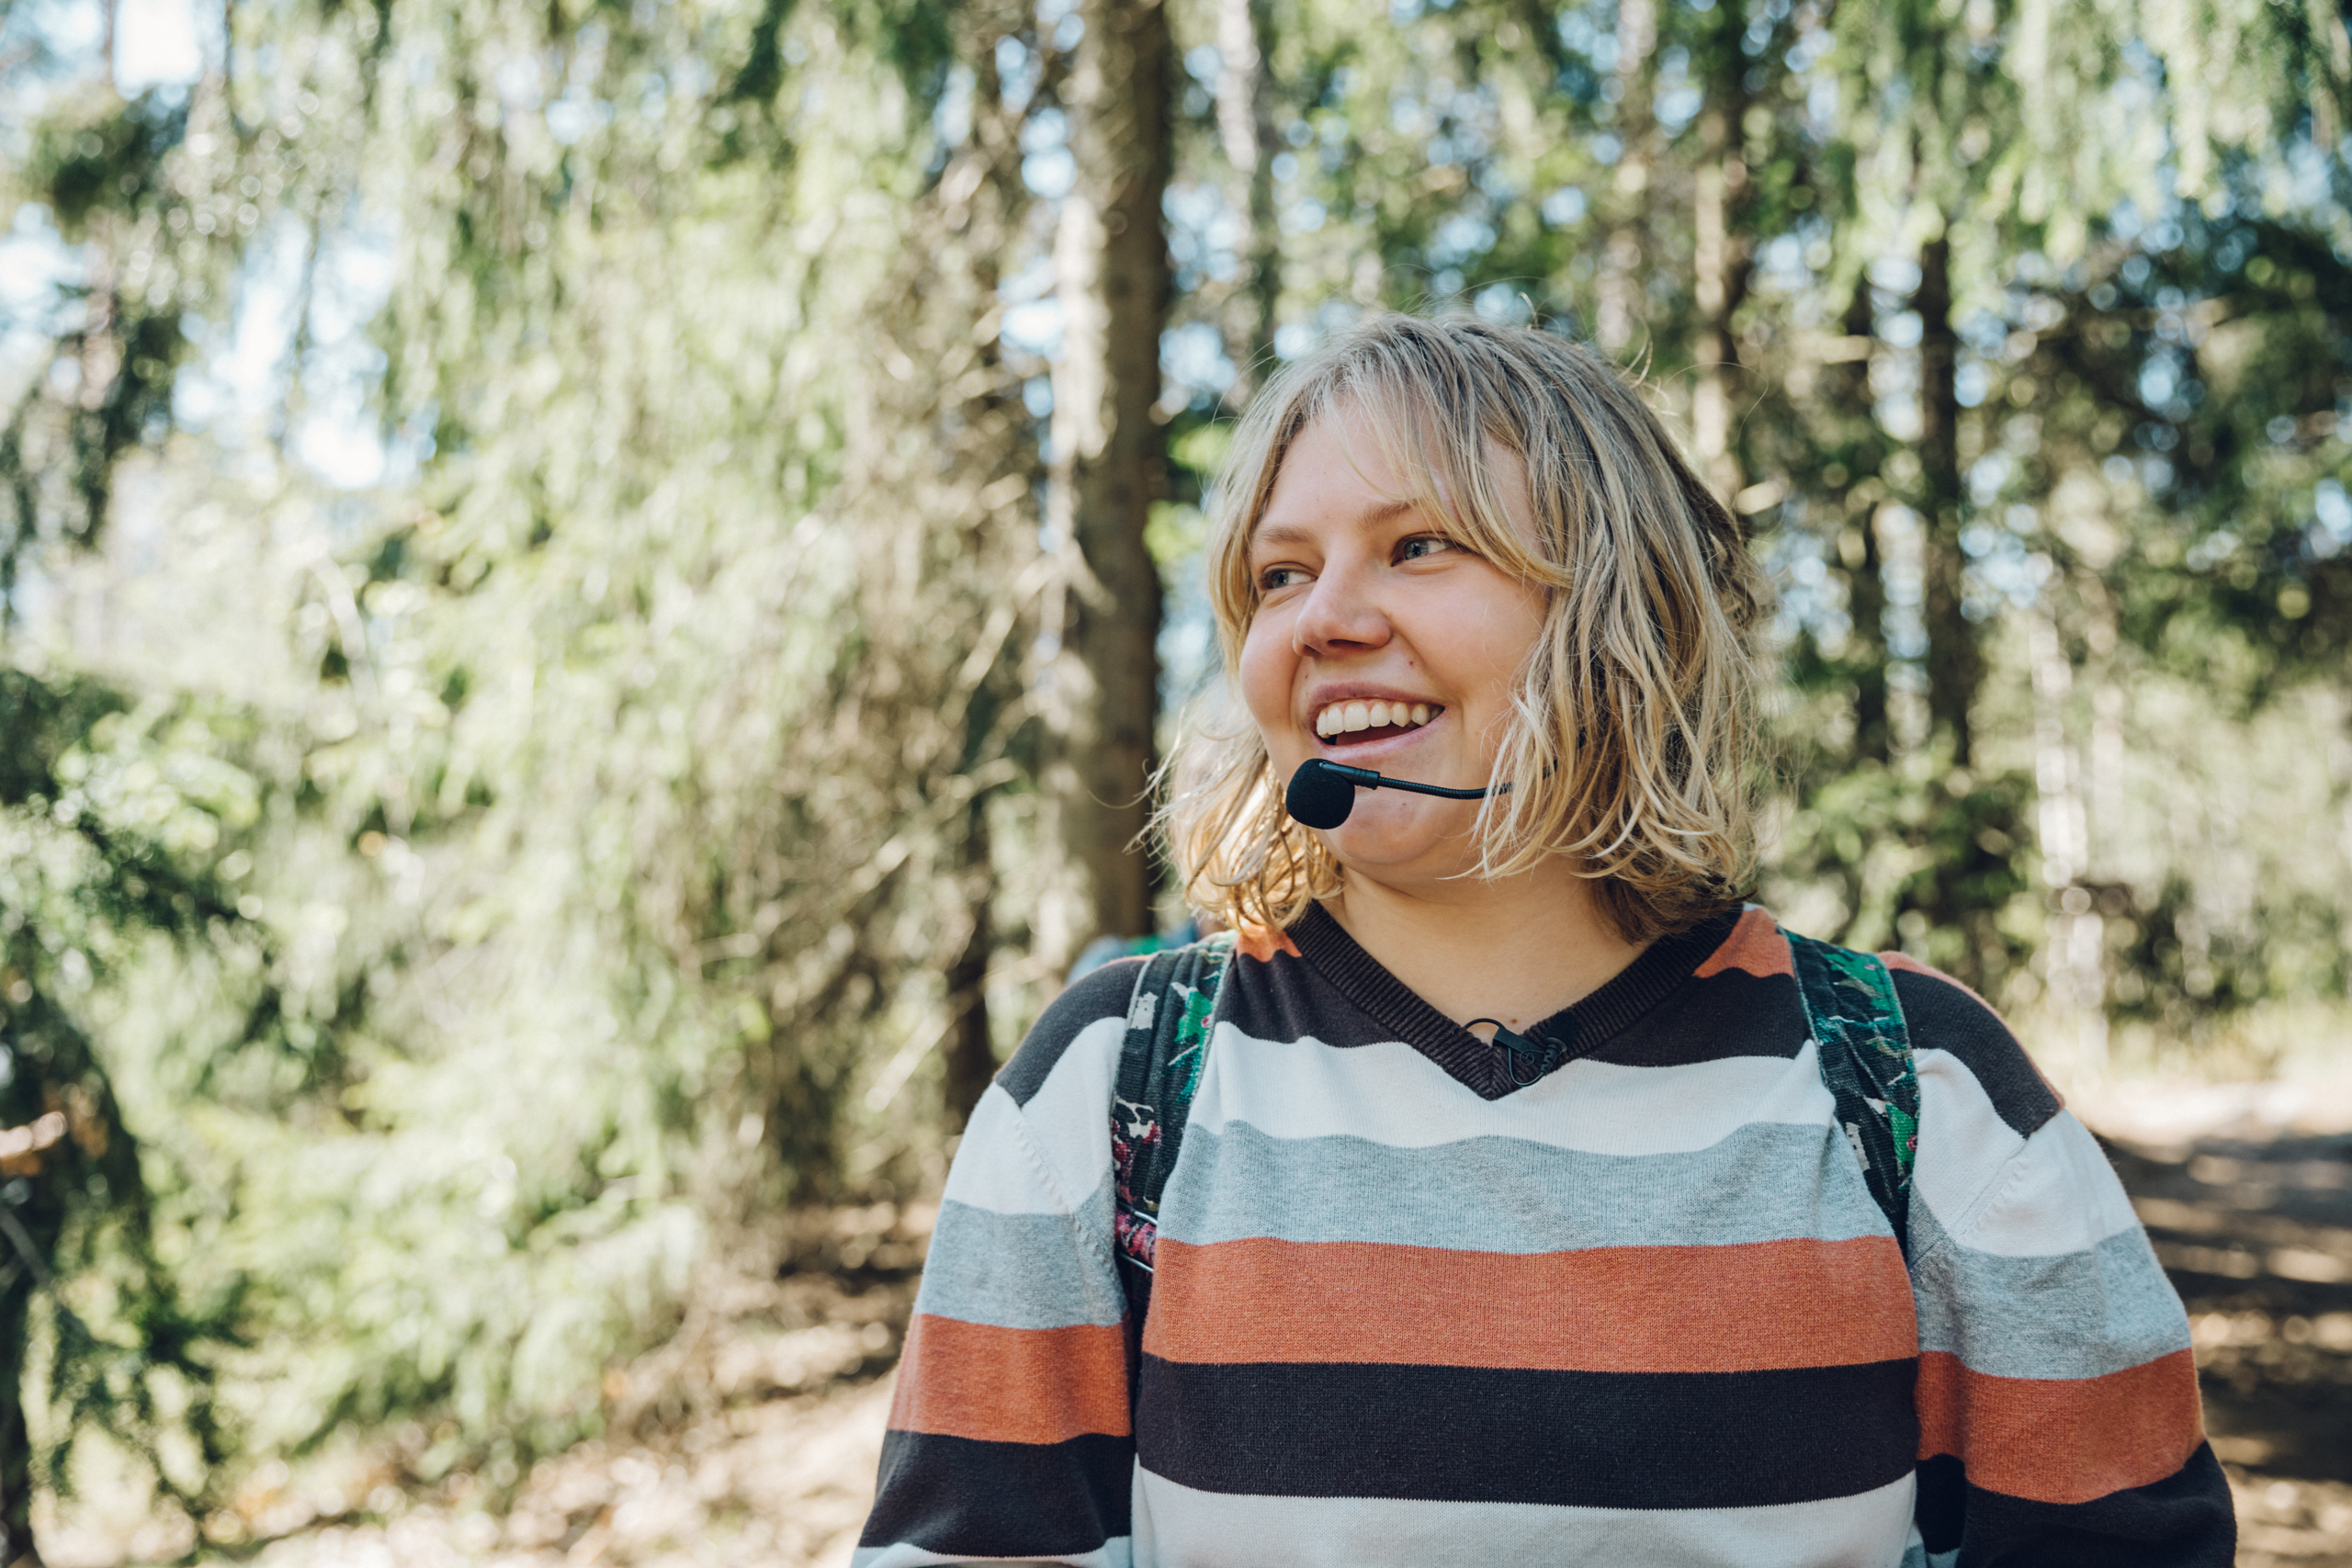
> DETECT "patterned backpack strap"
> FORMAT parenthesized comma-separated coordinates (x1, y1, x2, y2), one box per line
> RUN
(1110, 931, 1236, 1325)
(1786, 928, 1920, 1257)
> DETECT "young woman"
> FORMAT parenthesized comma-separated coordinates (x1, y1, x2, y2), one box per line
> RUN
(856, 314, 2232, 1566)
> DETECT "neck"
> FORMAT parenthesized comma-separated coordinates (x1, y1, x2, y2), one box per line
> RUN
(1321, 859, 1648, 1034)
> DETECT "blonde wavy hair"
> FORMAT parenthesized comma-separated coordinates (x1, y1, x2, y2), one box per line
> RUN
(1160, 312, 1769, 946)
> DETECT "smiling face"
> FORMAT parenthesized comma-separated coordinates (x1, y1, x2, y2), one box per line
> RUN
(1238, 405, 1549, 888)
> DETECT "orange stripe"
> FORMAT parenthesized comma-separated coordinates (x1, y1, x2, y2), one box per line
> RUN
(1879, 951, 1990, 1003)
(1148, 1235, 1916, 1373)
(1234, 922, 1301, 961)
(1694, 907, 1792, 979)
(1917, 1348, 2205, 1504)
(888, 1314, 1130, 1443)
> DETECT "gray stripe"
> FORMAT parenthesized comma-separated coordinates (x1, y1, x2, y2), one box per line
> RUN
(913, 1171, 1127, 1329)
(1160, 1119, 1891, 1252)
(1910, 1200, 2188, 1378)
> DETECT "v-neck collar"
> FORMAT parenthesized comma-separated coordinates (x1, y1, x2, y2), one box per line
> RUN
(1283, 901, 1741, 1100)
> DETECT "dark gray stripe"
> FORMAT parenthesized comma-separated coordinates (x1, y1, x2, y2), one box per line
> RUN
(1137, 1354, 1919, 1509)
(915, 1172, 1128, 1330)
(1890, 968, 2058, 1140)
(1910, 1201, 2188, 1378)
(997, 958, 1144, 1109)
(1159, 1118, 1889, 1252)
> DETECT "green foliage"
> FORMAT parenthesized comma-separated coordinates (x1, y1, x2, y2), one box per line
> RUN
(0, 0, 2346, 1538)
(0, 671, 254, 1523)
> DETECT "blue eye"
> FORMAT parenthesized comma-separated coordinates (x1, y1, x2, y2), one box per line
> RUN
(1259, 566, 1310, 591)
(1398, 536, 1456, 562)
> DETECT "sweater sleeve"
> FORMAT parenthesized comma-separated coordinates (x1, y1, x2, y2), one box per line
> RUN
(1889, 959, 2234, 1568)
(855, 960, 1144, 1568)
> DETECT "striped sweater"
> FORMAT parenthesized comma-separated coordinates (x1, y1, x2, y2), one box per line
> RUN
(858, 905, 2233, 1567)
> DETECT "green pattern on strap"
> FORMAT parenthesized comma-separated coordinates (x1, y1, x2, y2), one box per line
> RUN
(1111, 931, 1236, 1322)
(1786, 928, 1919, 1254)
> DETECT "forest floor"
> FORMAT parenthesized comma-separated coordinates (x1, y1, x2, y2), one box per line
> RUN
(36, 1077, 2352, 1568)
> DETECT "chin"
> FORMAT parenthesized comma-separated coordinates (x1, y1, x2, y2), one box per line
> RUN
(1318, 797, 1473, 876)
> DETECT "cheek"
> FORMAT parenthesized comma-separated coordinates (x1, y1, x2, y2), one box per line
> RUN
(1441, 583, 1547, 713)
(1237, 615, 1297, 732)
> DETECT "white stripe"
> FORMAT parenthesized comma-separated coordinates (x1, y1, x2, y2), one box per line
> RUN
(853, 1538, 1132, 1568)
(1912, 1048, 2141, 1258)
(1939, 1110, 2143, 1259)
(1133, 1469, 1917, 1567)
(1186, 1026, 1837, 1156)
(939, 1019, 1123, 1217)
(1019, 1014, 1126, 1213)
(1909, 1046, 2027, 1238)
(940, 1086, 1073, 1215)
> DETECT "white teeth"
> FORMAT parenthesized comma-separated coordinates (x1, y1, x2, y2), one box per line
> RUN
(1316, 700, 1439, 738)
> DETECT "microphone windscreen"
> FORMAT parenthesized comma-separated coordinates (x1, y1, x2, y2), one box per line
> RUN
(1284, 760, 1358, 829)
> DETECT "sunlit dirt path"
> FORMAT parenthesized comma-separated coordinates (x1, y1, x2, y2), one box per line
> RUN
(2095, 1083, 2352, 1568)
(234, 1376, 898, 1568)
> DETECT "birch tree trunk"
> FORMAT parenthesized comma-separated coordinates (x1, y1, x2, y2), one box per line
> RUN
(1217, 0, 1281, 389)
(2030, 609, 2108, 1076)
(1594, 0, 1657, 355)
(1040, 0, 1172, 967)
(1690, 16, 1751, 502)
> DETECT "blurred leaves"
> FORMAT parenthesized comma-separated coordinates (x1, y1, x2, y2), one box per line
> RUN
(0, 0, 2346, 1538)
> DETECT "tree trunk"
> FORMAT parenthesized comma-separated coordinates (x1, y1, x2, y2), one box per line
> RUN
(1040, 0, 1171, 967)
(0, 1292, 35, 1568)
(1849, 513, 1893, 765)
(933, 9, 1037, 1125)
(1915, 232, 1979, 765)
(2030, 609, 2106, 1075)
(1593, 0, 1657, 354)
(1834, 287, 1890, 765)
(1216, 0, 1280, 389)
(1690, 96, 1749, 501)
(943, 796, 997, 1128)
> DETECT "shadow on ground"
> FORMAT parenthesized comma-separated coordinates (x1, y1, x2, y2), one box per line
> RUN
(2105, 1126, 2352, 1566)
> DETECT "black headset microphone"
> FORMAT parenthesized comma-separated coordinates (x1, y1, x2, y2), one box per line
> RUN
(1281, 757, 1496, 830)
(1281, 758, 1566, 1085)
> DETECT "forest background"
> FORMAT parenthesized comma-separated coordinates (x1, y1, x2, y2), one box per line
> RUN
(0, 0, 2347, 1555)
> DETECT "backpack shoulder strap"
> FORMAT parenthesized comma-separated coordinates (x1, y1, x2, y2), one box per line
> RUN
(1785, 926, 1920, 1257)
(1110, 931, 1236, 1327)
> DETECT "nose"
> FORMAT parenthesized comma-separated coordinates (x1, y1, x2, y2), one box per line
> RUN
(1290, 558, 1391, 658)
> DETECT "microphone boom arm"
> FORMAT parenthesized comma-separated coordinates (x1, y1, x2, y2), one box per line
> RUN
(1283, 757, 1499, 829)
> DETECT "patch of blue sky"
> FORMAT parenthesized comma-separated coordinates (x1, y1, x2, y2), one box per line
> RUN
(1161, 321, 1234, 400)
(115, 0, 207, 91)
(1541, 186, 1588, 228)
(1428, 211, 1496, 266)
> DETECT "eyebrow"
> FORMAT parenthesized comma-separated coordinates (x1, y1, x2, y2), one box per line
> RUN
(1251, 500, 1417, 552)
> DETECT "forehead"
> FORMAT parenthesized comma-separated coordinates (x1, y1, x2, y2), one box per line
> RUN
(1250, 407, 1432, 547)
(1248, 398, 1537, 556)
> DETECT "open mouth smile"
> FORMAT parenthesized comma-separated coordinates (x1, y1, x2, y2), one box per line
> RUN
(1313, 698, 1442, 747)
